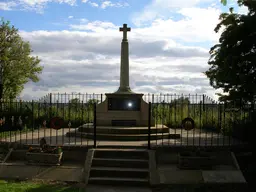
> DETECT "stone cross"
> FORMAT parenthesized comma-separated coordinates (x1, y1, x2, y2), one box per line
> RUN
(119, 24, 131, 40)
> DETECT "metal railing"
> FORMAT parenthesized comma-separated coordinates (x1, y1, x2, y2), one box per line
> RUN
(0, 93, 253, 148)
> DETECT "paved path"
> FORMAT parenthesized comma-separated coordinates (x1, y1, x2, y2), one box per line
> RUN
(0, 128, 242, 147)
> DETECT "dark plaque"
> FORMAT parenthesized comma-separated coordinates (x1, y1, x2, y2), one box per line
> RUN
(108, 98, 141, 111)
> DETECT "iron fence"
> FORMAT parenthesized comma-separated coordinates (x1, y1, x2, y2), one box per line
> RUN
(0, 93, 254, 148)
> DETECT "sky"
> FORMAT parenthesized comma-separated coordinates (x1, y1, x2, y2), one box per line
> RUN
(0, 0, 249, 101)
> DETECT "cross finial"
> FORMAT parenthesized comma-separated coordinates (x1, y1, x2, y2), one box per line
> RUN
(119, 24, 131, 40)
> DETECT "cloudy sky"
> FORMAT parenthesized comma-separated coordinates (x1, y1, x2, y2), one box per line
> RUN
(0, 0, 248, 101)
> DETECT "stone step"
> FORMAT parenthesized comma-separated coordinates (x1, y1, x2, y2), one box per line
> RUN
(93, 149, 149, 160)
(66, 131, 180, 141)
(78, 126, 169, 134)
(88, 177, 149, 186)
(89, 167, 148, 179)
(92, 158, 148, 169)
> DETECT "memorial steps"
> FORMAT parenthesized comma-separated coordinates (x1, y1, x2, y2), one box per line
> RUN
(66, 124, 180, 141)
(87, 149, 150, 186)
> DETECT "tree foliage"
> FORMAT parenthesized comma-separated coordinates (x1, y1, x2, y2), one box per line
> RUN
(205, 0, 256, 104)
(0, 18, 43, 99)
(221, 0, 227, 6)
(86, 99, 100, 105)
(171, 97, 190, 105)
(69, 98, 80, 104)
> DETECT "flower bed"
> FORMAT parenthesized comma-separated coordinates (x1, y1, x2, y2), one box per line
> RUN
(26, 138, 63, 165)
(26, 151, 63, 165)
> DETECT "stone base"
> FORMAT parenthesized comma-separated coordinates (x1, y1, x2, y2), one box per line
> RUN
(96, 93, 155, 127)
(66, 124, 181, 141)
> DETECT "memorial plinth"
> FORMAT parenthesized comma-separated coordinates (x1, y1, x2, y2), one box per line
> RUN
(96, 93, 154, 127)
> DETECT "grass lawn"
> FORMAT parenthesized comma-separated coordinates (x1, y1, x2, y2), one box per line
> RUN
(0, 180, 84, 192)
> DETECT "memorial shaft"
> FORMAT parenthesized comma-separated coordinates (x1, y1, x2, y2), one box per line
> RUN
(119, 24, 131, 92)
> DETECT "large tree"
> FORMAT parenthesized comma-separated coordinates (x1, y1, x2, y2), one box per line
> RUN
(0, 18, 43, 100)
(205, 0, 256, 105)
(221, 0, 228, 6)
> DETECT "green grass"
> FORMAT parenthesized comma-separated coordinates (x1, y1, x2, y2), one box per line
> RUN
(0, 180, 84, 192)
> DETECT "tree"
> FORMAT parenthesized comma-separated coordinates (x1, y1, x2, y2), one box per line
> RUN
(86, 99, 100, 105)
(205, 0, 256, 105)
(171, 97, 190, 105)
(69, 98, 81, 110)
(221, 0, 227, 6)
(69, 98, 81, 104)
(0, 18, 43, 99)
(220, 0, 246, 6)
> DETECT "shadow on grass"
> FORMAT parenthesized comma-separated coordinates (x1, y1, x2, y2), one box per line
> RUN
(25, 185, 84, 192)
(0, 181, 84, 192)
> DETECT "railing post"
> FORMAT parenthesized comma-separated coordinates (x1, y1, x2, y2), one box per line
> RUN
(202, 94, 205, 112)
(49, 93, 52, 145)
(93, 102, 97, 148)
(0, 84, 2, 100)
(32, 100, 34, 144)
(218, 102, 222, 136)
(148, 102, 151, 150)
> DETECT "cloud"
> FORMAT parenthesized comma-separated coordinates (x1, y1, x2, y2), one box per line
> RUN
(237, 5, 249, 15)
(88, 2, 99, 7)
(131, 0, 215, 26)
(20, 28, 209, 58)
(70, 7, 220, 44)
(68, 15, 74, 19)
(0, 1, 17, 10)
(0, 0, 77, 13)
(131, 7, 221, 44)
(100, 1, 129, 9)
(18, 18, 217, 101)
(7, 1, 223, 101)
(84, 1, 129, 9)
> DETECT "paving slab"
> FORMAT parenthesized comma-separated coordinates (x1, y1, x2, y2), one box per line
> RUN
(0, 165, 47, 180)
(158, 169, 203, 184)
(36, 166, 84, 182)
(202, 171, 246, 183)
(85, 185, 151, 192)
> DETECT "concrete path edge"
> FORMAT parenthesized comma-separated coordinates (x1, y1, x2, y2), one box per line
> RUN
(84, 149, 95, 186)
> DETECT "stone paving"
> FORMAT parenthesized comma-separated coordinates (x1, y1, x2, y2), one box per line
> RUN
(35, 166, 84, 182)
(157, 151, 246, 187)
(0, 163, 47, 180)
(0, 161, 85, 182)
(0, 127, 242, 147)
